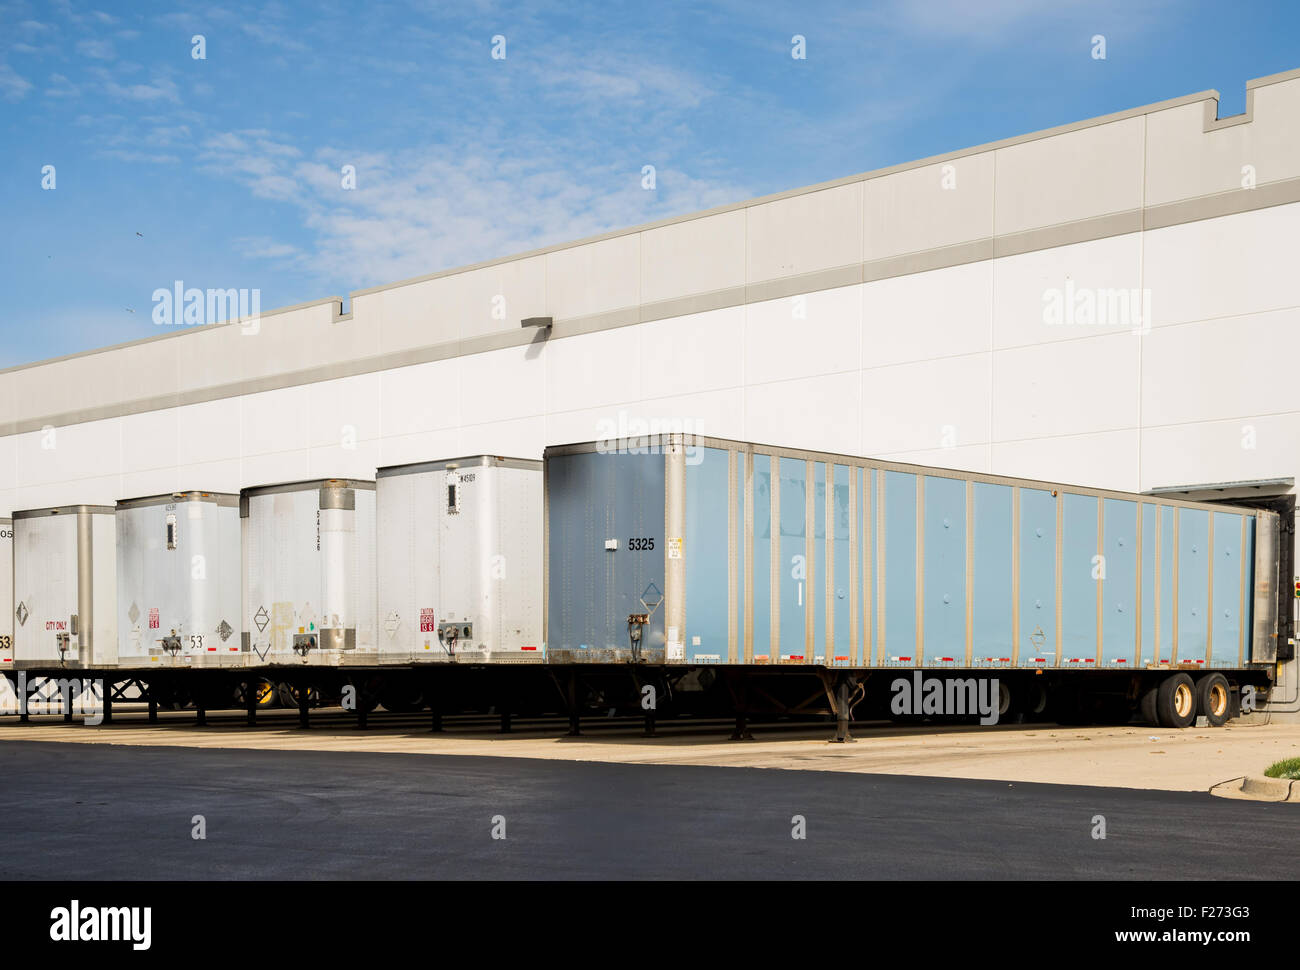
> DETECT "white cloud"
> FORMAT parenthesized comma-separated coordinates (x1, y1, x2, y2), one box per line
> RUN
(239, 20, 308, 52)
(99, 149, 181, 164)
(76, 37, 115, 59)
(44, 73, 79, 97)
(0, 62, 33, 101)
(103, 75, 181, 103)
(201, 130, 750, 290)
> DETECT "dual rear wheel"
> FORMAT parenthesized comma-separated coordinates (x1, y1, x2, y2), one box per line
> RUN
(1143, 672, 1231, 729)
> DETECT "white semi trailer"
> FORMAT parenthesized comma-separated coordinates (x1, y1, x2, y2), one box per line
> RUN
(116, 491, 242, 667)
(376, 456, 543, 664)
(241, 478, 377, 664)
(11, 506, 118, 669)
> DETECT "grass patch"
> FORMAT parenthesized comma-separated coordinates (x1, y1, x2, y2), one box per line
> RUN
(1264, 757, 1300, 780)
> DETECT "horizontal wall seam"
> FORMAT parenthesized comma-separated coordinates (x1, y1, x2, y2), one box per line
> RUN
(2, 181, 1299, 438)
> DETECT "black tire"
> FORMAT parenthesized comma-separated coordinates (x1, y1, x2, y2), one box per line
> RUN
(276, 683, 319, 708)
(1197, 673, 1230, 727)
(234, 678, 276, 709)
(1139, 685, 1159, 726)
(995, 680, 1015, 724)
(1022, 680, 1050, 722)
(335, 676, 381, 714)
(1156, 673, 1196, 729)
(377, 676, 426, 712)
(152, 683, 191, 710)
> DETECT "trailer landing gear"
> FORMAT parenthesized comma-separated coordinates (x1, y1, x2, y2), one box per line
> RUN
(729, 712, 753, 741)
(564, 672, 582, 737)
(832, 675, 859, 744)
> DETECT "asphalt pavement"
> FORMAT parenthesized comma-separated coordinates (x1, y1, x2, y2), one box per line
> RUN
(0, 740, 1294, 879)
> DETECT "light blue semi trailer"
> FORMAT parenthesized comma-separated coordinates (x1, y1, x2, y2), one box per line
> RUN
(544, 434, 1283, 734)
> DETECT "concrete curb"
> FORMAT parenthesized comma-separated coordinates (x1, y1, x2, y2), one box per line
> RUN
(1209, 774, 1300, 802)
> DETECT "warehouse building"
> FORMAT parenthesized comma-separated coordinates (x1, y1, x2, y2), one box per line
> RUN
(1, 68, 1299, 706)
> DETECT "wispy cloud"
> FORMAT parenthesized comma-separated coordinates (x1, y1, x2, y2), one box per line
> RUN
(75, 37, 115, 59)
(0, 62, 33, 101)
(203, 131, 750, 289)
(239, 20, 309, 52)
(102, 75, 181, 103)
(44, 72, 79, 98)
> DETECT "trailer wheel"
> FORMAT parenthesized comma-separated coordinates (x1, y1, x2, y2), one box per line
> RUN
(235, 678, 276, 709)
(378, 682, 426, 713)
(1139, 686, 1159, 726)
(1022, 681, 1049, 722)
(1156, 673, 1196, 729)
(1197, 673, 1230, 727)
(996, 681, 1014, 723)
(276, 683, 320, 708)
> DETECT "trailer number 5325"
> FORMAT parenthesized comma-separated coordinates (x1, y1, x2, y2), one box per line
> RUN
(628, 537, 655, 551)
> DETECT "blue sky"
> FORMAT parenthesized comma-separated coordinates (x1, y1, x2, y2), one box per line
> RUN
(0, 0, 1297, 368)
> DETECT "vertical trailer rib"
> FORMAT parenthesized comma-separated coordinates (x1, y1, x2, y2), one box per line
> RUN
(1011, 486, 1020, 666)
(744, 451, 754, 664)
(964, 479, 974, 666)
(805, 459, 814, 663)
(848, 464, 858, 667)
(1135, 503, 1144, 667)
(1172, 509, 1181, 664)
(1206, 514, 1215, 666)
(862, 468, 873, 668)
(1238, 517, 1248, 667)
(728, 447, 738, 664)
(824, 461, 834, 664)
(1095, 499, 1104, 666)
(1054, 491, 1063, 668)
(770, 454, 779, 664)
(915, 473, 925, 666)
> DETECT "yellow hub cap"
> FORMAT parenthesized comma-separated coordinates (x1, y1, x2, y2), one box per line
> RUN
(1174, 683, 1193, 719)
(1209, 683, 1227, 718)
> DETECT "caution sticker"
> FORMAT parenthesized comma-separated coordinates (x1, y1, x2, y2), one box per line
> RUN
(667, 537, 683, 559)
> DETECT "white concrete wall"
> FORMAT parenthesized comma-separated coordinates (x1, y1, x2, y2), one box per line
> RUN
(0, 197, 1297, 513)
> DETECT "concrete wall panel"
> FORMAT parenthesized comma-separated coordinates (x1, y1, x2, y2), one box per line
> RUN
(865, 152, 995, 261)
(746, 183, 863, 282)
(640, 209, 746, 307)
(994, 117, 1145, 235)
